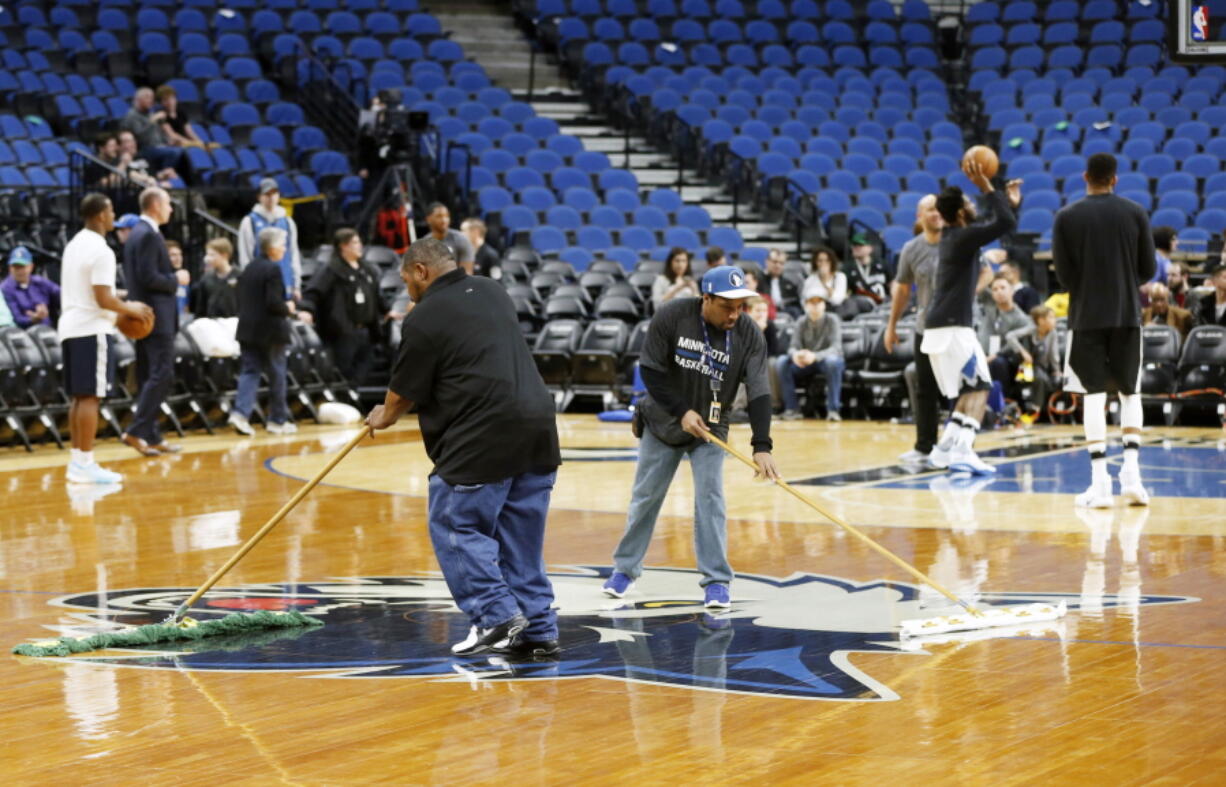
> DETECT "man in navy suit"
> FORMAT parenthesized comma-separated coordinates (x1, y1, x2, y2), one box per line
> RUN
(122, 187, 189, 456)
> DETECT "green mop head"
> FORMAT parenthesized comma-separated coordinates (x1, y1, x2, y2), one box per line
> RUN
(11, 610, 323, 658)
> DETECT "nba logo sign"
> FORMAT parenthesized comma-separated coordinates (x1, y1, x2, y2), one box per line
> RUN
(1192, 6, 1209, 42)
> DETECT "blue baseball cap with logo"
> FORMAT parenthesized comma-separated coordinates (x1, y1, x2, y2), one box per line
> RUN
(115, 214, 140, 229)
(700, 265, 757, 299)
(7, 246, 33, 266)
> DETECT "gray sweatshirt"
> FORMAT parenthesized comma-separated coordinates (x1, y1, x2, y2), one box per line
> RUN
(976, 303, 1033, 357)
(789, 313, 842, 361)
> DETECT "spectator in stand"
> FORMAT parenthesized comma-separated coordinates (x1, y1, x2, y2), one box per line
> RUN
(1000, 260, 1042, 313)
(978, 274, 1034, 386)
(845, 234, 891, 315)
(424, 203, 475, 269)
(705, 246, 727, 269)
(154, 85, 211, 150)
(759, 248, 801, 317)
(118, 130, 178, 189)
(741, 267, 774, 319)
(120, 87, 191, 182)
(651, 246, 698, 308)
(122, 186, 188, 457)
(459, 217, 502, 279)
(190, 238, 240, 318)
(229, 227, 299, 437)
(2, 246, 60, 328)
(1147, 226, 1178, 296)
(298, 228, 400, 386)
(166, 240, 189, 317)
(1017, 305, 1062, 421)
(1195, 262, 1226, 327)
(748, 295, 784, 357)
(777, 285, 844, 421)
(237, 179, 301, 299)
(1167, 261, 1192, 308)
(108, 214, 140, 273)
(804, 245, 851, 319)
(1141, 282, 1195, 339)
(87, 133, 125, 188)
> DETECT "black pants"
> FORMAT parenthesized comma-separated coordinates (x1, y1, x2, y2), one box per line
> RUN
(329, 331, 374, 386)
(913, 336, 942, 454)
(129, 331, 175, 444)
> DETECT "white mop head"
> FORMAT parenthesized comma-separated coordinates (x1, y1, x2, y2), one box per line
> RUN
(898, 600, 1067, 640)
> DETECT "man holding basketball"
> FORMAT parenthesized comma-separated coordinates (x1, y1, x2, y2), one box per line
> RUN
(1052, 153, 1154, 508)
(922, 156, 1021, 474)
(58, 194, 152, 484)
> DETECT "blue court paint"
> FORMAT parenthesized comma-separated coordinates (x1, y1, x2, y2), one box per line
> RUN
(881, 445, 1226, 499)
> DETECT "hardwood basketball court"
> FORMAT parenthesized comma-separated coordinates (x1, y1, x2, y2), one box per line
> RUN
(3, 416, 1225, 783)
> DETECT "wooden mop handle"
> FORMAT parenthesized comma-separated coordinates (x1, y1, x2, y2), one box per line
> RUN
(704, 432, 976, 613)
(170, 425, 374, 621)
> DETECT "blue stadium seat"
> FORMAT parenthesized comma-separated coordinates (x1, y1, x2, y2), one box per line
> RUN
(1150, 208, 1188, 228)
(1197, 209, 1226, 234)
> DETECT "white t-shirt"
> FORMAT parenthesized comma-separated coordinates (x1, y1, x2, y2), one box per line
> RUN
(58, 228, 118, 340)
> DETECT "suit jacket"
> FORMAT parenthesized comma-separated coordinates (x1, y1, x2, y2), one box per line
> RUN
(758, 273, 800, 310)
(1196, 294, 1226, 327)
(236, 256, 292, 347)
(122, 218, 178, 336)
(1142, 304, 1196, 339)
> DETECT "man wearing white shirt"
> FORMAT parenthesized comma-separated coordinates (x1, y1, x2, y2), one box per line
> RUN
(58, 194, 153, 484)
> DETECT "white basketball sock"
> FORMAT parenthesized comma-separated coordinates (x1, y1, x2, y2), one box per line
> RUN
(1084, 392, 1108, 484)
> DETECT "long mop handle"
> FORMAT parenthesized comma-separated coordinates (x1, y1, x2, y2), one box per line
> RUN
(167, 425, 374, 623)
(705, 433, 980, 615)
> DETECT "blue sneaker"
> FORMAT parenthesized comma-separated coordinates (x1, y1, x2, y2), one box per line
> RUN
(67, 461, 123, 485)
(703, 583, 731, 609)
(602, 571, 634, 598)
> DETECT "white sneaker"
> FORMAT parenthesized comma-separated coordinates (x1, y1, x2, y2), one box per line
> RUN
(450, 625, 509, 654)
(1075, 478, 1114, 508)
(898, 449, 928, 465)
(266, 421, 298, 435)
(1119, 470, 1150, 506)
(228, 412, 255, 436)
(66, 461, 123, 485)
(948, 446, 996, 475)
(929, 445, 952, 469)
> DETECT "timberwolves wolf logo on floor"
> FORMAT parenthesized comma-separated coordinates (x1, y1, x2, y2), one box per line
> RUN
(32, 568, 1196, 702)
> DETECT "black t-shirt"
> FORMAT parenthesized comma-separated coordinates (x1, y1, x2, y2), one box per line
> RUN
(389, 268, 560, 485)
(191, 268, 240, 318)
(926, 190, 1016, 330)
(1052, 193, 1155, 331)
(475, 243, 501, 279)
(638, 297, 770, 447)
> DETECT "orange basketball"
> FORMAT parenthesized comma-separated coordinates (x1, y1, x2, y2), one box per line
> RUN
(962, 145, 999, 178)
(117, 309, 154, 340)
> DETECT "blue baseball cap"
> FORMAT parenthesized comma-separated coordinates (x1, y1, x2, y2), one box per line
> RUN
(7, 246, 33, 266)
(700, 265, 757, 299)
(115, 214, 140, 229)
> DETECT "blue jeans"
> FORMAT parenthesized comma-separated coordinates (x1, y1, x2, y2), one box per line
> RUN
(235, 343, 290, 423)
(777, 355, 844, 412)
(427, 470, 558, 640)
(613, 428, 731, 587)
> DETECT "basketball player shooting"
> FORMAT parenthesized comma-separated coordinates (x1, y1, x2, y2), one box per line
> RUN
(922, 158, 1022, 474)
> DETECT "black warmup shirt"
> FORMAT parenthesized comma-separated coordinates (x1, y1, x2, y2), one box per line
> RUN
(389, 268, 560, 485)
(926, 190, 1016, 331)
(1052, 193, 1155, 331)
(638, 298, 771, 450)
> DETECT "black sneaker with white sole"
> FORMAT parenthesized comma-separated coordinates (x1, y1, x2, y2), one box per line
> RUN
(451, 613, 528, 657)
(491, 636, 561, 659)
